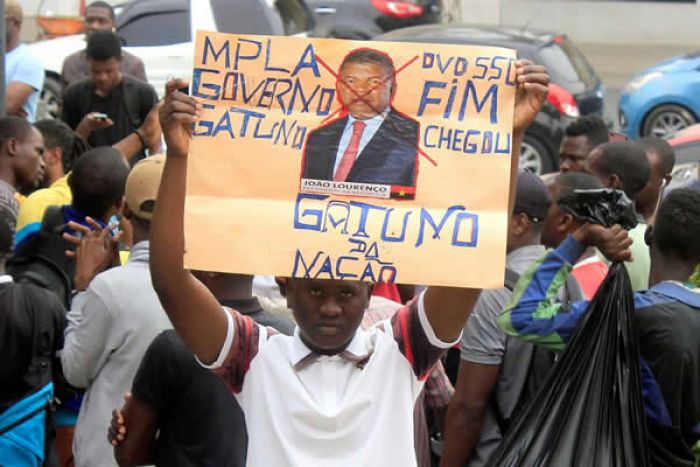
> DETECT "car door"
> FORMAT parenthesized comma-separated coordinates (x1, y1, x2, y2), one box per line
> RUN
(117, 4, 197, 96)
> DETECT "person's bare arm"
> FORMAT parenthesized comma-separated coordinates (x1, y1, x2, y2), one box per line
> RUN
(6, 82, 34, 117)
(112, 132, 142, 163)
(424, 60, 549, 343)
(440, 360, 501, 467)
(109, 396, 158, 466)
(509, 60, 549, 213)
(150, 79, 226, 364)
(113, 102, 163, 163)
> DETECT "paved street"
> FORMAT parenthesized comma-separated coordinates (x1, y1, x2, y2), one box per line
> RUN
(578, 42, 698, 130)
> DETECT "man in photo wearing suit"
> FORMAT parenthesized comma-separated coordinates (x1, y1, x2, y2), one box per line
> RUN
(301, 48, 420, 187)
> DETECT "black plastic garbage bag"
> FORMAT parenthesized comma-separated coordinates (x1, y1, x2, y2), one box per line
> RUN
(487, 189, 648, 467)
(558, 188, 639, 231)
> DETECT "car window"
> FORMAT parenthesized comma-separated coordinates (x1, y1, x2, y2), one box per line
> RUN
(674, 141, 700, 166)
(210, 0, 310, 36)
(118, 11, 191, 46)
(539, 40, 596, 87)
(211, 0, 282, 35)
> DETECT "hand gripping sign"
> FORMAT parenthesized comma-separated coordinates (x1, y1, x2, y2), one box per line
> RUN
(185, 30, 516, 288)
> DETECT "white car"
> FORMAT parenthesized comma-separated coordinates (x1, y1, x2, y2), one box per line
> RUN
(28, 0, 313, 119)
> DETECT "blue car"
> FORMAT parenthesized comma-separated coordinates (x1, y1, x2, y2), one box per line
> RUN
(619, 52, 700, 139)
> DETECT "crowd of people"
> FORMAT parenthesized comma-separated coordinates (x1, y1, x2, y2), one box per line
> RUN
(2, 1, 700, 466)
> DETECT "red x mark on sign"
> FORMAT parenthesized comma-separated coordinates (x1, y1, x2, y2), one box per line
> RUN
(314, 53, 437, 167)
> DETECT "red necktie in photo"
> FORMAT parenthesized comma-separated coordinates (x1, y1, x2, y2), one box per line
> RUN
(334, 121, 366, 182)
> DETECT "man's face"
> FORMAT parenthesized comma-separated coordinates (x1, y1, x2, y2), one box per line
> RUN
(286, 278, 371, 354)
(337, 61, 393, 120)
(89, 58, 121, 95)
(541, 182, 566, 248)
(84, 6, 114, 36)
(636, 150, 669, 214)
(559, 136, 593, 173)
(13, 127, 46, 190)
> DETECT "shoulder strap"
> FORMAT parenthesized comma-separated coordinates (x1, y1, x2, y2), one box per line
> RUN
(40, 205, 64, 234)
(9, 206, 73, 307)
(563, 273, 585, 306)
(491, 268, 521, 434)
(504, 268, 520, 291)
(19, 285, 55, 390)
(122, 77, 143, 129)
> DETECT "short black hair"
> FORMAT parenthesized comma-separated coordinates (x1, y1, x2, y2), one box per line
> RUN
(556, 172, 604, 202)
(594, 141, 651, 199)
(86, 1, 115, 20)
(564, 115, 610, 148)
(86, 30, 121, 61)
(34, 119, 75, 172)
(0, 116, 34, 148)
(340, 48, 396, 88)
(68, 147, 129, 218)
(638, 136, 676, 175)
(655, 188, 700, 263)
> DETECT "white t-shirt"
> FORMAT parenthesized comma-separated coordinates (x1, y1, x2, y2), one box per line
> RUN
(204, 292, 457, 467)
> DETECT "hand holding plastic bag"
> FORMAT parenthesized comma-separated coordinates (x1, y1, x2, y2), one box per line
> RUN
(488, 189, 649, 467)
(558, 188, 638, 230)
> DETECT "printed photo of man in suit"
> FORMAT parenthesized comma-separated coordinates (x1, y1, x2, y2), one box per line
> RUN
(301, 48, 420, 190)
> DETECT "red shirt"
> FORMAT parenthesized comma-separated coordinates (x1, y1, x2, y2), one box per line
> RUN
(572, 256, 609, 299)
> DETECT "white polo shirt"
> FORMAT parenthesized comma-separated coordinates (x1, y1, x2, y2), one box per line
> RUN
(204, 292, 457, 467)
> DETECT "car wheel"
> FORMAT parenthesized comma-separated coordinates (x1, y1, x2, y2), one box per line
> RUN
(642, 104, 697, 139)
(36, 76, 62, 120)
(520, 135, 552, 175)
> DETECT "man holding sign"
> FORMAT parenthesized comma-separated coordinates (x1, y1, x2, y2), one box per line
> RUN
(145, 56, 547, 466)
(301, 48, 420, 192)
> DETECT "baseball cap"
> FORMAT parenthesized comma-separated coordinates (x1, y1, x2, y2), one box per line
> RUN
(125, 155, 165, 220)
(513, 169, 552, 222)
(4, 0, 22, 22)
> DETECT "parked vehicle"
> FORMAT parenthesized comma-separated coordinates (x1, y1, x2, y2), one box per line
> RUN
(307, 0, 444, 39)
(376, 25, 605, 173)
(667, 123, 700, 181)
(28, 0, 314, 119)
(619, 52, 700, 140)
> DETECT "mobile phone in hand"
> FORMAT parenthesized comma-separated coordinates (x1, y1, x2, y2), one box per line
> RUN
(92, 112, 109, 121)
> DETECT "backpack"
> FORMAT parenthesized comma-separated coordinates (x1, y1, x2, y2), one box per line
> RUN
(490, 268, 584, 434)
(8, 206, 82, 411)
(8, 206, 75, 308)
(0, 283, 60, 466)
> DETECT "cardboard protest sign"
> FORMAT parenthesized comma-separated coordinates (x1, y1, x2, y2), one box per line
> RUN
(185, 30, 517, 288)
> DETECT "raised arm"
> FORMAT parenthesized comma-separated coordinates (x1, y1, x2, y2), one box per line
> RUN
(113, 102, 162, 163)
(424, 60, 550, 343)
(498, 225, 633, 350)
(150, 79, 226, 364)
